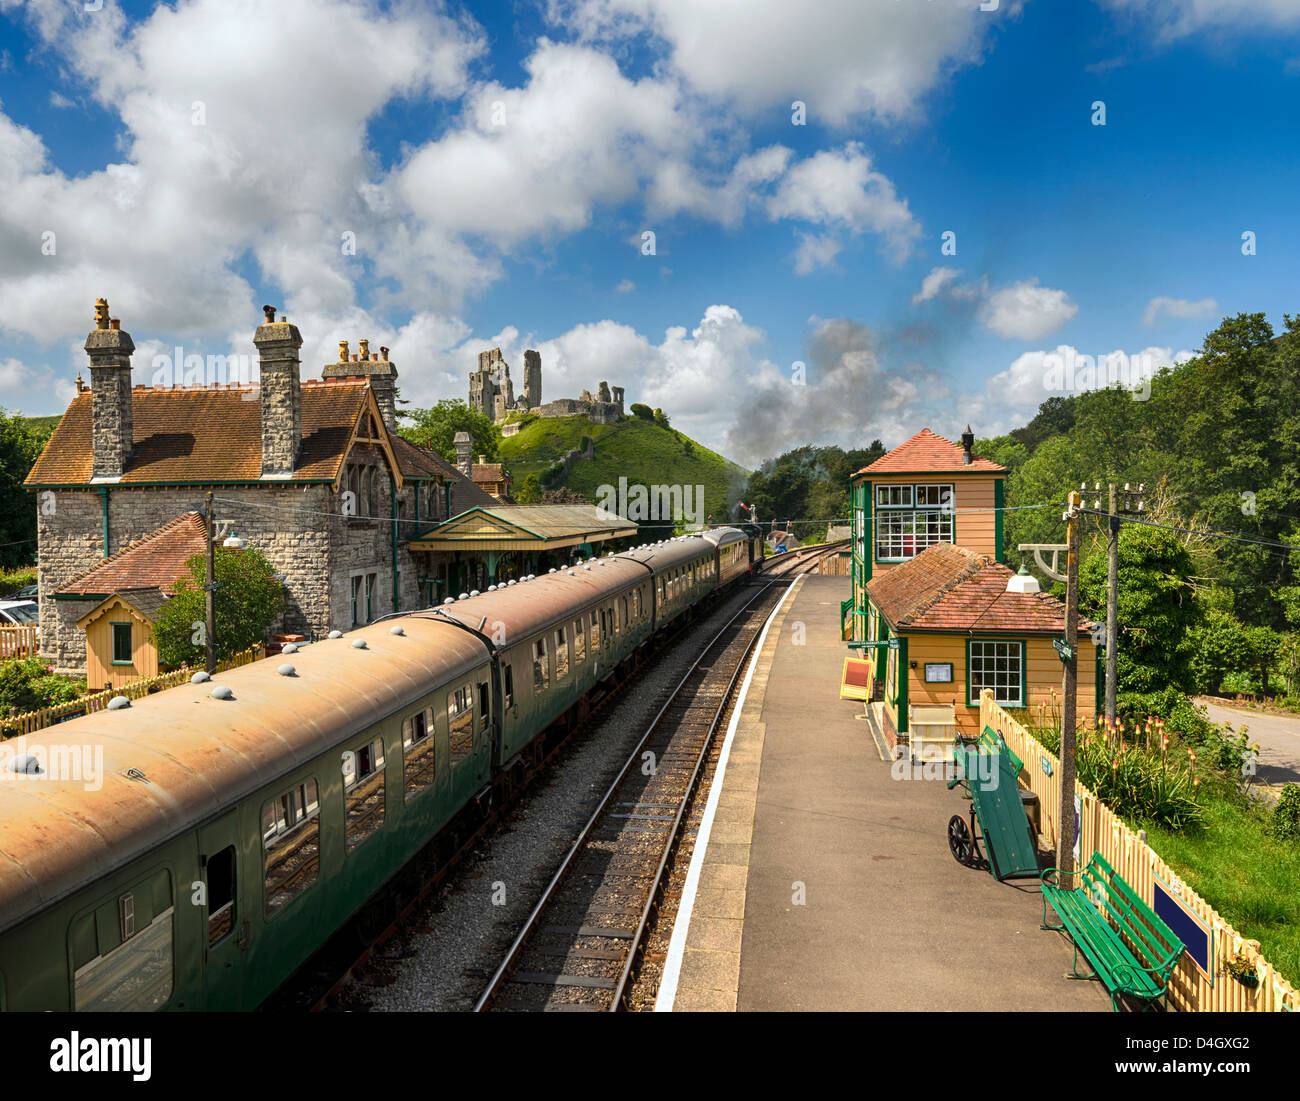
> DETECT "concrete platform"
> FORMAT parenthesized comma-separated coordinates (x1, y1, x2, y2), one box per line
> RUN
(661, 574, 1108, 1012)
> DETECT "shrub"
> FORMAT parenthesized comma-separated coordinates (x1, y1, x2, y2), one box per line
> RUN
(1274, 785, 1300, 843)
(629, 403, 654, 421)
(0, 657, 84, 715)
(0, 567, 37, 595)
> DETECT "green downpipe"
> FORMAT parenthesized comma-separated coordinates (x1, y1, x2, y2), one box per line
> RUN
(390, 471, 399, 613)
(897, 635, 909, 733)
(994, 479, 1005, 563)
(98, 486, 109, 557)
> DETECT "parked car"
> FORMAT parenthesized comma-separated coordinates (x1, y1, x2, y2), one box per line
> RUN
(0, 600, 39, 629)
(5, 585, 38, 601)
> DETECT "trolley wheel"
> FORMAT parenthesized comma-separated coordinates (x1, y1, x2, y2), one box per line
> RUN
(947, 814, 975, 866)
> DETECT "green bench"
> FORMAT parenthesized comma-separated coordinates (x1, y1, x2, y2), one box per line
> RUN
(1041, 850, 1185, 1011)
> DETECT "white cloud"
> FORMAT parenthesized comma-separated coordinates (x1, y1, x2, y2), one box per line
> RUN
(980, 279, 1078, 341)
(48, 91, 75, 109)
(615, 279, 635, 293)
(911, 265, 961, 305)
(792, 233, 842, 276)
(552, 0, 1020, 124)
(766, 143, 921, 262)
(1141, 295, 1217, 326)
(1099, 0, 1300, 40)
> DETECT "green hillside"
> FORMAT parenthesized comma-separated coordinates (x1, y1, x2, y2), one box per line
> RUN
(499, 415, 748, 526)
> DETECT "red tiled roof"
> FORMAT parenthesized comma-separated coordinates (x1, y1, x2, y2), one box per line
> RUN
(25, 379, 371, 486)
(472, 463, 508, 482)
(867, 543, 1094, 635)
(856, 428, 1006, 476)
(59, 512, 208, 596)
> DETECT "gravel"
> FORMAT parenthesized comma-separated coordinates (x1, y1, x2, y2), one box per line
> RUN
(349, 583, 762, 1012)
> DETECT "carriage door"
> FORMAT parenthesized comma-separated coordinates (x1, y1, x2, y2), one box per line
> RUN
(198, 811, 246, 1009)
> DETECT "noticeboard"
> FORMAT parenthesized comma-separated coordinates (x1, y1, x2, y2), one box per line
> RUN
(1153, 873, 1213, 982)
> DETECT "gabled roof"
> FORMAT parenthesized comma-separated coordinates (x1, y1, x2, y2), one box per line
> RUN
(25, 379, 374, 487)
(59, 512, 207, 597)
(866, 543, 1093, 635)
(388, 435, 497, 510)
(472, 462, 508, 482)
(856, 428, 1006, 477)
(409, 505, 636, 553)
(76, 588, 168, 628)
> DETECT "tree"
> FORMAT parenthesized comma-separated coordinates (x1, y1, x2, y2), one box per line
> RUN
(652, 407, 670, 428)
(629, 403, 654, 421)
(514, 473, 543, 504)
(0, 409, 53, 570)
(154, 547, 284, 668)
(399, 399, 500, 465)
(1079, 523, 1200, 695)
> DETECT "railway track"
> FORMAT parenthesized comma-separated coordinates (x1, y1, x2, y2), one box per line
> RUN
(474, 551, 834, 1011)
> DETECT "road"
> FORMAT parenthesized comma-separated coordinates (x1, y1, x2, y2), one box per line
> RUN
(1196, 698, 1300, 794)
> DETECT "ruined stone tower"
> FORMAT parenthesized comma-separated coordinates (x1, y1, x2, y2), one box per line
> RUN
(524, 349, 541, 410)
(469, 348, 513, 421)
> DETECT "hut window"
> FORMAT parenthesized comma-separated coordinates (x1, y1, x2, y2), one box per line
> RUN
(967, 640, 1025, 708)
(111, 622, 133, 664)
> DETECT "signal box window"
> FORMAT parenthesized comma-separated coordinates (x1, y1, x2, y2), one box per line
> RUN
(262, 779, 320, 916)
(448, 684, 474, 765)
(342, 738, 385, 851)
(402, 706, 437, 799)
(205, 845, 236, 947)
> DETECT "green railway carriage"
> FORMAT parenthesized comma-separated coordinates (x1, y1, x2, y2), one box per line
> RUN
(0, 530, 761, 1011)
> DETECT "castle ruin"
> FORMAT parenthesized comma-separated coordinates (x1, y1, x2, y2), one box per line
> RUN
(468, 348, 624, 433)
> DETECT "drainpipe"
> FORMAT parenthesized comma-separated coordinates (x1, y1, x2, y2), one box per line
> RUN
(444, 483, 451, 520)
(390, 470, 400, 613)
(98, 486, 110, 557)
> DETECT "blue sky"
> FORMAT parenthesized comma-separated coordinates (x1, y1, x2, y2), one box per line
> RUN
(0, 0, 1297, 466)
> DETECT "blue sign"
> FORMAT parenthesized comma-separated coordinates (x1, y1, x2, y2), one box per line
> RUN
(1153, 875, 1213, 981)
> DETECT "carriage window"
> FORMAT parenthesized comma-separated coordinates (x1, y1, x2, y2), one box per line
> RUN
(504, 664, 515, 709)
(71, 869, 174, 1011)
(343, 739, 385, 852)
(448, 684, 474, 765)
(590, 611, 601, 651)
(206, 845, 236, 947)
(263, 779, 320, 916)
(532, 637, 549, 692)
(402, 706, 437, 798)
(555, 626, 569, 680)
(574, 619, 586, 663)
(478, 680, 490, 731)
(621, 595, 629, 628)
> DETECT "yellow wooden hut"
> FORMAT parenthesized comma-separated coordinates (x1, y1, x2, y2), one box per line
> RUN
(77, 589, 167, 690)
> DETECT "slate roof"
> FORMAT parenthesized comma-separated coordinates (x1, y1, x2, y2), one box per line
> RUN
(59, 512, 207, 597)
(77, 587, 170, 626)
(866, 543, 1094, 635)
(25, 379, 371, 486)
(856, 428, 1006, 476)
(389, 435, 497, 511)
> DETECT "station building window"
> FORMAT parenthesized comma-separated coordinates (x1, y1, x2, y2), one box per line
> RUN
(967, 640, 1025, 708)
(262, 779, 320, 917)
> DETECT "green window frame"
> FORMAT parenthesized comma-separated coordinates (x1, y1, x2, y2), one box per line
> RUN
(110, 621, 133, 665)
(874, 482, 954, 563)
(965, 639, 1027, 708)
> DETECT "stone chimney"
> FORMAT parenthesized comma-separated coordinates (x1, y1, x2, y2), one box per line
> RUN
(255, 305, 303, 478)
(961, 424, 974, 465)
(454, 431, 472, 477)
(85, 298, 135, 480)
(323, 337, 398, 431)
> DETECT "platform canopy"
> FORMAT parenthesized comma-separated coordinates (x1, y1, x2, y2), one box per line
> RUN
(408, 504, 637, 553)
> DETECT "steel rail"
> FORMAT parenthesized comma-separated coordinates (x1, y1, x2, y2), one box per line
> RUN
(474, 576, 790, 1011)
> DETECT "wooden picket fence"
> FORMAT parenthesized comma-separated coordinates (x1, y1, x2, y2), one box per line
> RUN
(981, 689, 1300, 1012)
(1, 644, 265, 740)
(0, 625, 39, 661)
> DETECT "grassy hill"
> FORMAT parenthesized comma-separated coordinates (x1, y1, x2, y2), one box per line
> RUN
(499, 414, 748, 526)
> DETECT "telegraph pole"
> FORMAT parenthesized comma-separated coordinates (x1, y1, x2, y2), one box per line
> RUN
(204, 491, 217, 675)
(1106, 483, 1119, 724)
(1057, 490, 1082, 888)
